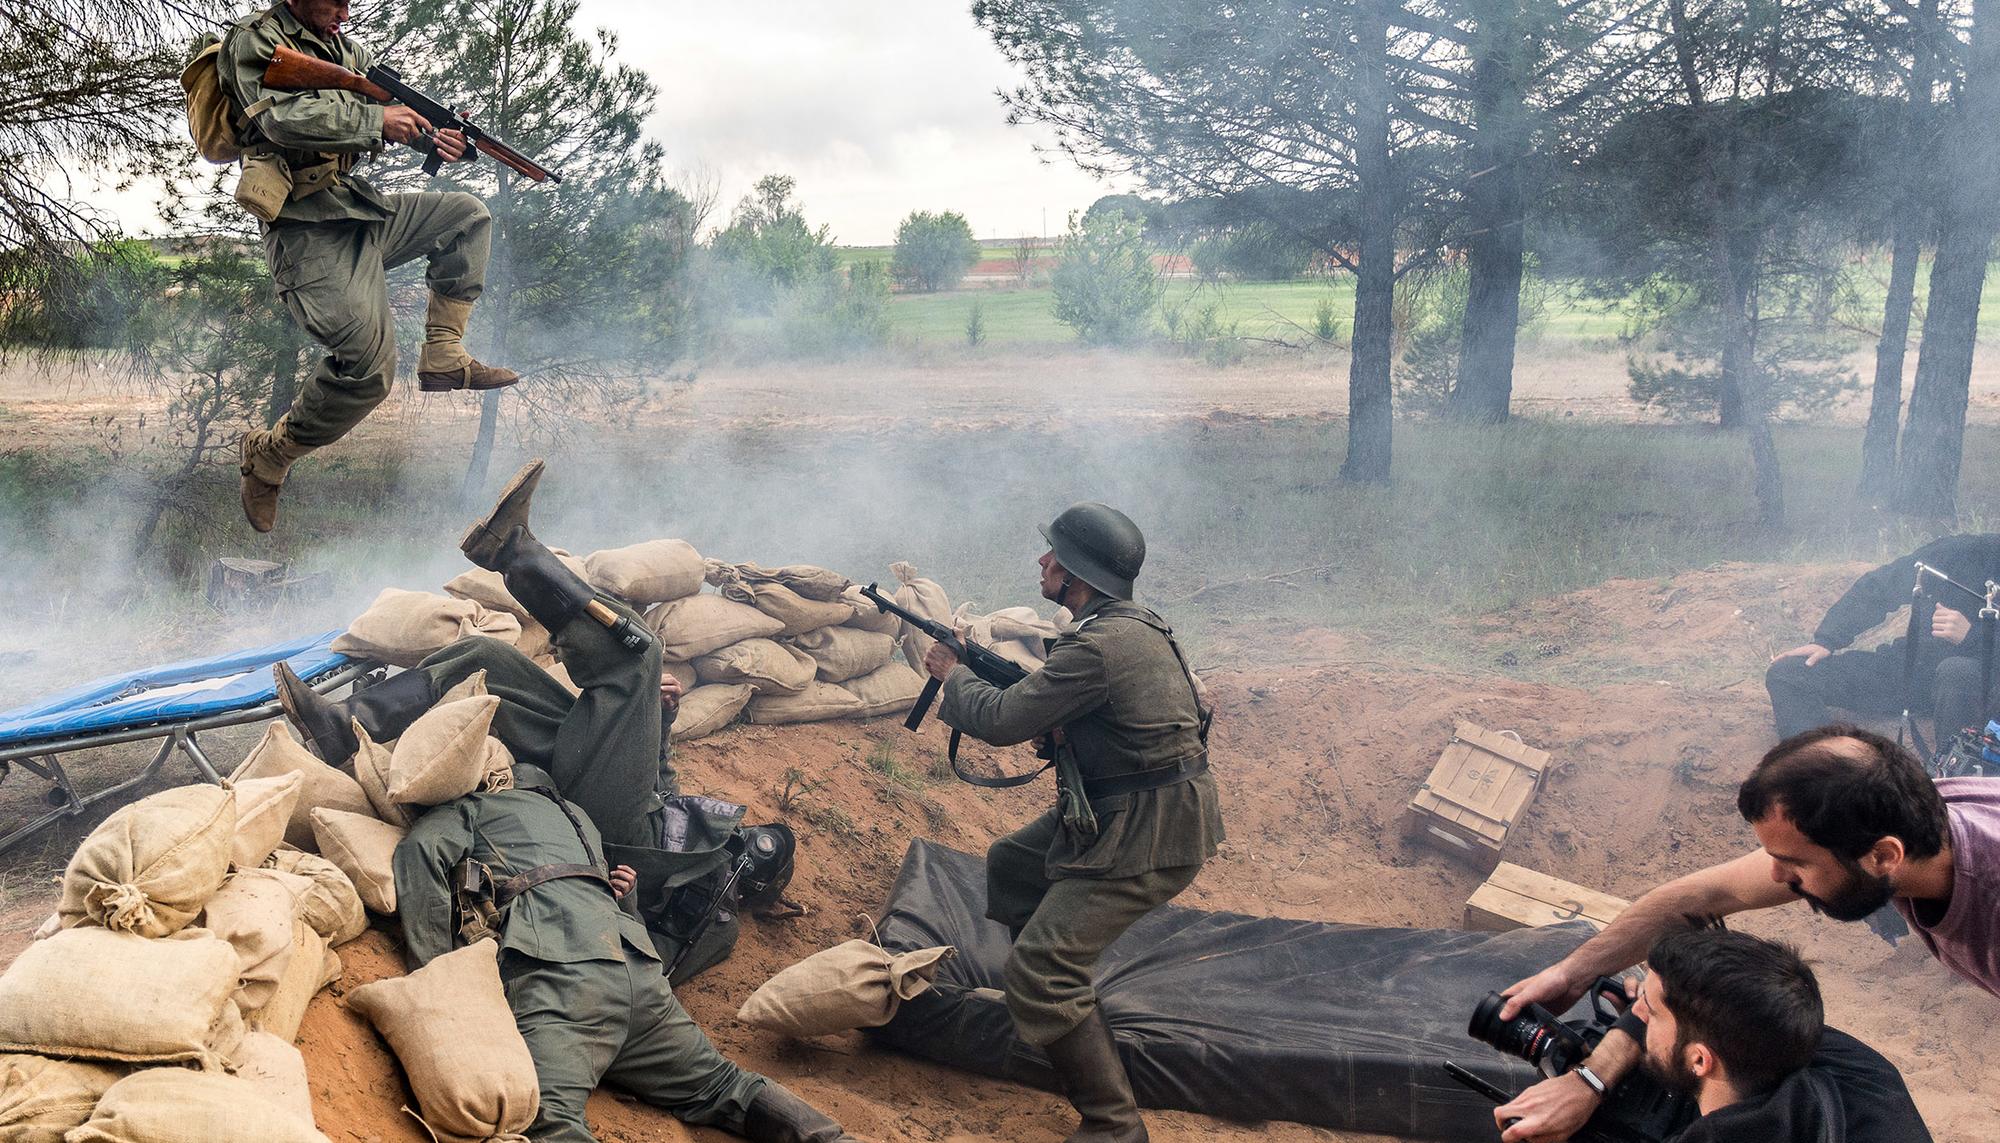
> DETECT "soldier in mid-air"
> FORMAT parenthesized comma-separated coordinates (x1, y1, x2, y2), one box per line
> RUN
(218, 0, 520, 533)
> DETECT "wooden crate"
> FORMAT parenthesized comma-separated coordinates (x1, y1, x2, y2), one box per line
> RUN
(1408, 721, 1551, 866)
(1465, 862, 1629, 932)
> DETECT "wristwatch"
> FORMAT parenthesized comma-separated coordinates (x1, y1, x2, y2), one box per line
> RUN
(1574, 1065, 1608, 1097)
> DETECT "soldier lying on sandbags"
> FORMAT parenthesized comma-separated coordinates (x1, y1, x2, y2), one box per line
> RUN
(274, 459, 859, 1143)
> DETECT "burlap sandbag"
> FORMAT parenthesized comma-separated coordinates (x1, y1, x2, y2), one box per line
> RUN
(737, 940, 954, 1037)
(347, 940, 538, 1143)
(310, 808, 404, 915)
(956, 604, 1058, 671)
(0, 1054, 125, 1143)
(791, 626, 897, 682)
(200, 869, 305, 1017)
(693, 639, 816, 694)
(586, 539, 705, 604)
(229, 773, 303, 870)
(0, 926, 240, 1067)
(890, 562, 952, 668)
(332, 589, 522, 669)
(704, 561, 851, 601)
(844, 661, 927, 719)
(59, 783, 235, 937)
(387, 695, 512, 807)
(442, 553, 588, 621)
(351, 726, 414, 829)
(671, 684, 754, 740)
(264, 847, 367, 945)
(248, 921, 339, 1043)
(646, 594, 784, 661)
(840, 584, 903, 636)
(30, 912, 58, 942)
(232, 1030, 317, 1124)
(720, 581, 852, 638)
(63, 1066, 328, 1143)
(745, 681, 864, 725)
(229, 724, 374, 852)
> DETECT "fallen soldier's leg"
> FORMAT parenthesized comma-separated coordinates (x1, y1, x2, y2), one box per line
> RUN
(460, 460, 667, 849)
(503, 955, 626, 1143)
(607, 960, 858, 1143)
(273, 662, 436, 766)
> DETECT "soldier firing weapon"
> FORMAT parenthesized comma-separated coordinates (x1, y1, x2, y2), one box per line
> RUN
(261, 45, 560, 183)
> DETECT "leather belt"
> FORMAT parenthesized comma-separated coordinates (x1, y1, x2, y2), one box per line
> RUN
(1081, 755, 1208, 801)
(495, 862, 612, 907)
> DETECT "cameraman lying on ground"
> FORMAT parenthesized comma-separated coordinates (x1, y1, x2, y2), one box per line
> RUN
(1491, 725, 1996, 1141)
(1498, 928, 1930, 1143)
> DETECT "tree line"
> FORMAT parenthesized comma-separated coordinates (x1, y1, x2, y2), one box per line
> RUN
(974, 0, 2000, 525)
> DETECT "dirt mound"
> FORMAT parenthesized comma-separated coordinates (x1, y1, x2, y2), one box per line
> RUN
(295, 656, 1995, 1141)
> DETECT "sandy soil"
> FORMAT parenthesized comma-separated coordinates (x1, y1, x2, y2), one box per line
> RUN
(4, 562, 1996, 1142)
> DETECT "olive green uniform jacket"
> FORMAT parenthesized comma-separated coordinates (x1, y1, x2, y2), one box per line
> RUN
(395, 766, 765, 1143)
(939, 595, 1224, 879)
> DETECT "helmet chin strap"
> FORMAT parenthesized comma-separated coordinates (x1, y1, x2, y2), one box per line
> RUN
(1057, 572, 1078, 610)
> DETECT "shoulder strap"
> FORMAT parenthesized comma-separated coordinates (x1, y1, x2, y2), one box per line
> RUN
(524, 785, 605, 870)
(1094, 601, 1211, 745)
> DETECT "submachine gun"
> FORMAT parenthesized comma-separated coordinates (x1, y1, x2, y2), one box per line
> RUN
(1898, 562, 2000, 771)
(261, 45, 561, 182)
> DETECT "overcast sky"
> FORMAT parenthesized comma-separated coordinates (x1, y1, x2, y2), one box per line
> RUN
(590, 0, 1121, 245)
(80, 0, 1121, 246)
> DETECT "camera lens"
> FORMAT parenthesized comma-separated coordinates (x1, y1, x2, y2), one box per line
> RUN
(1468, 991, 1561, 1067)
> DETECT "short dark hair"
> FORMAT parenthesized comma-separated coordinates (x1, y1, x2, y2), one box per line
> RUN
(1736, 724, 1949, 860)
(1647, 928, 1823, 1095)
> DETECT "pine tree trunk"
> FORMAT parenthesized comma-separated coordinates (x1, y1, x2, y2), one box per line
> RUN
(1342, 0, 1396, 483)
(1894, 0, 2000, 520)
(1859, 0, 1939, 501)
(1449, 5, 1527, 424)
(1716, 229, 1784, 527)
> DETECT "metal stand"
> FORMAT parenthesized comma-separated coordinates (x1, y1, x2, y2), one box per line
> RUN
(0, 660, 378, 856)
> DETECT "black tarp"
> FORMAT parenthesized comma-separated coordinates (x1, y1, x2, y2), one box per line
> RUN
(869, 840, 1606, 1140)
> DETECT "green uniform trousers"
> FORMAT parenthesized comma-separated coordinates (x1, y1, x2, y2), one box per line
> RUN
(416, 595, 667, 850)
(264, 189, 490, 448)
(501, 948, 765, 1143)
(985, 808, 1200, 1046)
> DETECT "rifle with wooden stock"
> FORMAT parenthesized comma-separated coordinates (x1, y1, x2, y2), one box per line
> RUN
(261, 45, 560, 183)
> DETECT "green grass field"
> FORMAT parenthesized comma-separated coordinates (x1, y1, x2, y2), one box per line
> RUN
(859, 253, 2000, 350)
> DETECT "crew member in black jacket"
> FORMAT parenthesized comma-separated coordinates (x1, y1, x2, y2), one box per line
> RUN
(1766, 534, 2000, 746)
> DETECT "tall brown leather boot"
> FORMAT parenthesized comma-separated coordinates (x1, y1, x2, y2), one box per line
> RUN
(1042, 1009, 1147, 1143)
(460, 458, 545, 570)
(417, 292, 520, 392)
(273, 663, 437, 767)
(238, 423, 315, 533)
(741, 1082, 861, 1143)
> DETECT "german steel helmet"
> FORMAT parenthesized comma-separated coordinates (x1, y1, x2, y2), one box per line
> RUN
(1039, 502, 1146, 600)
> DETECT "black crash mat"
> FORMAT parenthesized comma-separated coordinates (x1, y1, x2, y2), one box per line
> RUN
(869, 840, 1601, 1140)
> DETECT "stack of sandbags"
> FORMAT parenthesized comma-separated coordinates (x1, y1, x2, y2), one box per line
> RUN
(333, 588, 524, 669)
(443, 549, 591, 664)
(0, 784, 336, 1139)
(230, 724, 375, 852)
(790, 625, 924, 720)
(705, 561, 854, 637)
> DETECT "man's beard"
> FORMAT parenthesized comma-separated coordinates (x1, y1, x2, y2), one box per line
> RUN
(1790, 862, 1897, 922)
(1638, 1044, 1700, 1099)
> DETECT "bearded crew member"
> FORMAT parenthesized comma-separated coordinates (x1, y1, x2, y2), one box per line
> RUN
(922, 503, 1224, 1143)
(218, 0, 521, 533)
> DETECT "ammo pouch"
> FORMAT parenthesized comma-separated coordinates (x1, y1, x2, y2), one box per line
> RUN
(234, 153, 292, 224)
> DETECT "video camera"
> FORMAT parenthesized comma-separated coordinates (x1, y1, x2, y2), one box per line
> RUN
(1445, 977, 1693, 1143)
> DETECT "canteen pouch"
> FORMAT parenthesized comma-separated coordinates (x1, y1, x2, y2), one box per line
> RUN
(234, 154, 292, 224)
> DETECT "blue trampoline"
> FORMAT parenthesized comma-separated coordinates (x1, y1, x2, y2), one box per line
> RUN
(0, 630, 379, 854)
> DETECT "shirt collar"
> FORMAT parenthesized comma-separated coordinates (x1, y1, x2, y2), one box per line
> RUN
(271, 2, 342, 55)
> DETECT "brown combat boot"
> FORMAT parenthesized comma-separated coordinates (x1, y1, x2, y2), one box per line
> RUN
(460, 458, 545, 570)
(1042, 1009, 1147, 1143)
(417, 292, 520, 392)
(238, 425, 314, 533)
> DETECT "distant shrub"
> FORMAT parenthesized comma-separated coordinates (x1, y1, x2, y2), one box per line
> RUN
(891, 210, 981, 293)
(767, 261, 890, 359)
(1051, 210, 1159, 346)
(1313, 296, 1341, 343)
(965, 300, 987, 347)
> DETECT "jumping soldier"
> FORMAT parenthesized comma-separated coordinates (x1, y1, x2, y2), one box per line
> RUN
(922, 503, 1224, 1143)
(218, 0, 520, 533)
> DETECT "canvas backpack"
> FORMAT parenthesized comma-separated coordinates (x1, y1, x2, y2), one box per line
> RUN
(181, 34, 269, 166)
